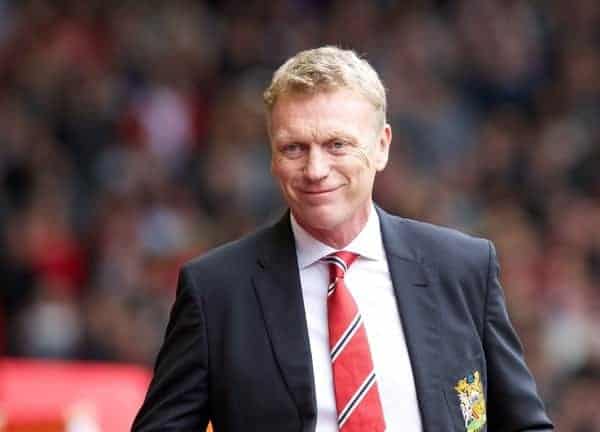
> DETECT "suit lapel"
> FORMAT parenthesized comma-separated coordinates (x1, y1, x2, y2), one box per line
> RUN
(250, 209, 443, 431)
(378, 208, 443, 432)
(252, 214, 317, 431)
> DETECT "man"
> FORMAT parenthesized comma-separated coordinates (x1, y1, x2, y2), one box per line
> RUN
(132, 47, 553, 431)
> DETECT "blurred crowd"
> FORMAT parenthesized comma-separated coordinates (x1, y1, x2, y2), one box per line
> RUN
(0, 0, 599, 429)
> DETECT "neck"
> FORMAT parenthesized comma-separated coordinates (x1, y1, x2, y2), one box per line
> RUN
(293, 206, 371, 249)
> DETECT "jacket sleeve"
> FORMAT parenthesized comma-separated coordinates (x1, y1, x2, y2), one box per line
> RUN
(483, 241, 553, 431)
(131, 266, 210, 431)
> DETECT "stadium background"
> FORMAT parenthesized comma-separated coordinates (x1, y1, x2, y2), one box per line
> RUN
(0, 0, 599, 430)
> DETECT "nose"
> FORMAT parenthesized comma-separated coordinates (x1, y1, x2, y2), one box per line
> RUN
(303, 147, 330, 181)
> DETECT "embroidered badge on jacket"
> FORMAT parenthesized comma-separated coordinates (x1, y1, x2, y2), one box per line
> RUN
(454, 370, 487, 432)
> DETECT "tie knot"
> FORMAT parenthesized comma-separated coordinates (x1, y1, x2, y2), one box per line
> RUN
(321, 251, 358, 280)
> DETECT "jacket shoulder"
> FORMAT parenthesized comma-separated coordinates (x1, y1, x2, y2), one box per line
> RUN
(179, 224, 272, 290)
(401, 217, 490, 257)
(384, 213, 493, 280)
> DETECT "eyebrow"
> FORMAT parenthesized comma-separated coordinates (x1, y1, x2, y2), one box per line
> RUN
(322, 130, 357, 143)
(273, 128, 358, 145)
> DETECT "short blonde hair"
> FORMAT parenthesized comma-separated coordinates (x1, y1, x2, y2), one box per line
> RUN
(263, 46, 387, 129)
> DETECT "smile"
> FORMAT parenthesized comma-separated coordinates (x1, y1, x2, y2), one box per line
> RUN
(299, 186, 341, 195)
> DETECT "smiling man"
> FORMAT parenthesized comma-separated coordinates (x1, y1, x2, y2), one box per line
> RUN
(269, 86, 391, 248)
(132, 46, 553, 432)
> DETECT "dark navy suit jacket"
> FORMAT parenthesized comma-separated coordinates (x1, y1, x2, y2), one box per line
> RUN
(132, 207, 553, 431)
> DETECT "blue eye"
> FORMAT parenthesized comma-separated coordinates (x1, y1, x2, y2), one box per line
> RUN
(281, 143, 304, 158)
(327, 140, 348, 154)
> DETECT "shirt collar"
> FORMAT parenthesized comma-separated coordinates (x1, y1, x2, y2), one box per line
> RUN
(290, 204, 386, 269)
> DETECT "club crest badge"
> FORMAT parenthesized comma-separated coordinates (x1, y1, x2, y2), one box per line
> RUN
(454, 370, 487, 432)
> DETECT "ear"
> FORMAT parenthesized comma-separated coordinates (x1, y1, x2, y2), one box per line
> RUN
(374, 123, 391, 171)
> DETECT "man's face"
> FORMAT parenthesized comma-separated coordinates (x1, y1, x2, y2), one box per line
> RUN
(269, 88, 391, 243)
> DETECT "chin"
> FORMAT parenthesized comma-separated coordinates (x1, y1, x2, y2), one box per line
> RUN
(293, 206, 347, 231)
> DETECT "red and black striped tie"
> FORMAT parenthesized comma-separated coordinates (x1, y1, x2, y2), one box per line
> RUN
(322, 251, 386, 431)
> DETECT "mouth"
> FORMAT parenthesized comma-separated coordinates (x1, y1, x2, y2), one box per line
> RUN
(299, 186, 341, 195)
(293, 185, 344, 204)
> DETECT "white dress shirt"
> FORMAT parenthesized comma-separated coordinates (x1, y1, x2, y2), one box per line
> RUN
(291, 205, 423, 432)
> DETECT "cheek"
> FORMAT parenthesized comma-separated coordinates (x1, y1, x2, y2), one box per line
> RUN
(356, 148, 372, 168)
(344, 146, 374, 169)
(271, 157, 286, 178)
(271, 161, 297, 186)
(338, 152, 375, 181)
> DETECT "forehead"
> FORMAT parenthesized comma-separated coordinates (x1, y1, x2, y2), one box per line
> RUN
(269, 89, 377, 142)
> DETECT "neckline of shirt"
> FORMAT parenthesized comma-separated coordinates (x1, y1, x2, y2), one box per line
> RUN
(290, 204, 385, 269)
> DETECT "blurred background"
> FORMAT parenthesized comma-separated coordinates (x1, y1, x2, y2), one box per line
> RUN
(0, 0, 599, 430)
